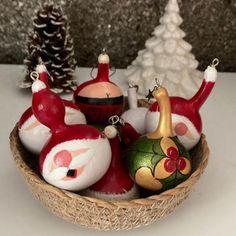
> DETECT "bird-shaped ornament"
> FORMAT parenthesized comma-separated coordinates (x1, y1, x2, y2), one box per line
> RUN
(31, 78, 111, 191)
(127, 85, 191, 192)
(73, 51, 124, 124)
(18, 63, 86, 154)
(145, 59, 219, 150)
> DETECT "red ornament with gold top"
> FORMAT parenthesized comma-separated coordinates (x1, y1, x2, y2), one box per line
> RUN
(73, 52, 124, 123)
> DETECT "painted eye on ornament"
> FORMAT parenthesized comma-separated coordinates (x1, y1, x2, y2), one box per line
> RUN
(154, 157, 176, 179)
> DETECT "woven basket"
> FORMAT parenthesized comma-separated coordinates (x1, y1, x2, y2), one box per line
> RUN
(9, 123, 209, 230)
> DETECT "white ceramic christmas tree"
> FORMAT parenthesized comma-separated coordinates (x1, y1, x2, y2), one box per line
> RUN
(125, 0, 202, 99)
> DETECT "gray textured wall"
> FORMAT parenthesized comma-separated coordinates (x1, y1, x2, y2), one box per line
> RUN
(0, 0, 235, 71)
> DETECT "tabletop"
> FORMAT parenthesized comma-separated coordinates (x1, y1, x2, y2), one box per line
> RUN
(0, 65, 235, 236)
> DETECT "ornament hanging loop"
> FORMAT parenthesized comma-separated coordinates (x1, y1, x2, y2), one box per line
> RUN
(153, 78, 161, 91)
(30, 71, 39, 81)
(211, 58, 219, 67)
(90, 66, 96, 79)
(90, 66, 116, 79)
(108, 115, 120, 126)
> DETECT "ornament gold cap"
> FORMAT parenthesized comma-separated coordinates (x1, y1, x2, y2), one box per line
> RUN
(147, 85, 173, 139)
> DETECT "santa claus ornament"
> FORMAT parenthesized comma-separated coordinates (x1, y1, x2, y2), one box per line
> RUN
(127, 85, 191, 192)
(30, 78, 111, 191)
(146, 59, 219, 150)
(83, 115, 139, 200)
(18, 64, 86, 154)
(73, 51, 124, 123)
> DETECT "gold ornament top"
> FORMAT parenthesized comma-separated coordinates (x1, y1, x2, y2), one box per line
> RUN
(147, 86, 173, 139)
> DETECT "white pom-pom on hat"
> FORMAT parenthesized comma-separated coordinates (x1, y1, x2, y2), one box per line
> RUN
(32, 80, 47, 93)
(204, 66, 217, 82)
(98, 53, 110, 64)
(204, 58, 219, 82)
(104, 125, 117, 139)
(36, 64, 47, 73)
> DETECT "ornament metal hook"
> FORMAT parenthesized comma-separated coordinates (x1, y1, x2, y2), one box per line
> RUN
(153, 78, 162, 91)
(211, 58, 219, 67)
(108, 115, 120, 126)
(30, 71, 39, 81)
(90, 66, 116, 79)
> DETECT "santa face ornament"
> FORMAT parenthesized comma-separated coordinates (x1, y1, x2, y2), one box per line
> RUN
(41, 135, 111, 191)
(31, 78, 111, 191)
(145, 59, 219, 150)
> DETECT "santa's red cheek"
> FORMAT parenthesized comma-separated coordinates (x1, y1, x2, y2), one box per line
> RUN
(54, 150, 72, 168)
(174, 122, 188, 136)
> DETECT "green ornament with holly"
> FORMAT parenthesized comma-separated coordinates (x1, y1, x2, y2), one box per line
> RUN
(127, 84, 191, 192)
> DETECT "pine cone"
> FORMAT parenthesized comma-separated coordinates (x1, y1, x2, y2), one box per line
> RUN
(21, 3, 77, 93)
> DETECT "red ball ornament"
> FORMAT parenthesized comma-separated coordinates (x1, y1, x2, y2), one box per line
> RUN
(146, 59, 219, 150)
(73, 52, 124, 123)
(18, 64, 86, 154)
(31, 79, 111, 191)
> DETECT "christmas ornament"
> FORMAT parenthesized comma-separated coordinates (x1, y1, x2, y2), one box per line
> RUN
(119, 85, 148, 147)
(31, 78, 111, 191)
(146, 59, 219, 150)
(125, 0, 202, 99)
(18, 64, 86, 154)
(121, 85, 148, 135)
(74, 51, 124, 123)
(127, 85, 191, 192)
(84, 116, 138, 200)
(20, 3, 77, 93)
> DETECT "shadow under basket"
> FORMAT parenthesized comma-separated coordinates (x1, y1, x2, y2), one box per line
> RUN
(9, 124, 209, 231)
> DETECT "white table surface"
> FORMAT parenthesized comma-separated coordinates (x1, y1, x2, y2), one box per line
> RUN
(0, 65, 236, 235)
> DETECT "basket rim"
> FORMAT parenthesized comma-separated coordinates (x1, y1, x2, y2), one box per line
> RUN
(9, 124, 209, 208)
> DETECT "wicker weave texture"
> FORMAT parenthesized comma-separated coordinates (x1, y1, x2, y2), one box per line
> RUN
(9, 125, 209, 230)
